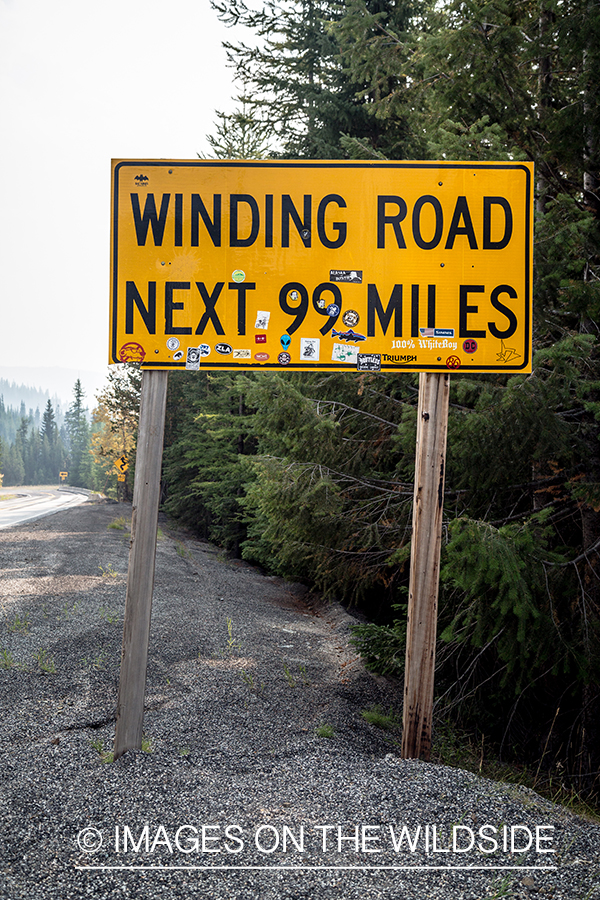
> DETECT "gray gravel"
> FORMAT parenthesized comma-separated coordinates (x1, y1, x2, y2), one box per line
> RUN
(0, 497, 598, 899)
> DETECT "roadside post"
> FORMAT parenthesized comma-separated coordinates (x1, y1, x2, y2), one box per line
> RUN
(402, 371, 450, 760)
(109, 159, 533, 757)
(113, 370, 168, 759)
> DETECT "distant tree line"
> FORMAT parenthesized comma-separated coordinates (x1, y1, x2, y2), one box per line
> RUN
(0, 370, 144, 493)
(0, 379, 63, 442)
(0, 379, 115, 490)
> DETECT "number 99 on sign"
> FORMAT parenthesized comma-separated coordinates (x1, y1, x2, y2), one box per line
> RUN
(279, 282, 342, 335)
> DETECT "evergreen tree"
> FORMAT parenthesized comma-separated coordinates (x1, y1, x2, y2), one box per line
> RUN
(38, 400, 66, 483)
(65, 379, 92, 488)
(29, 428, 43, 483)
(2, 441, 25, 486)
(205, 106, 273, 159)
(40, 399, 57, 446)
(240, 371, 415, 613)
(163, 372, 257, 556)
(0, 399, 24, 446)
(14, 418, 30, 483)
(212, 0, 421, 158)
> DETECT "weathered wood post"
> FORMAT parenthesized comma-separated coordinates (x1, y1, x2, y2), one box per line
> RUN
(113, 369, 168, 760)
(402, 371, 450, 760)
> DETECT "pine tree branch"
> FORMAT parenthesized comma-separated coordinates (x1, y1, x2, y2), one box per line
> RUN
(307, 396, 399, 428)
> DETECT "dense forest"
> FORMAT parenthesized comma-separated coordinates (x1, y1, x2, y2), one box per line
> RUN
(148, 0, 600, 801)
(159, 0, 596, 800)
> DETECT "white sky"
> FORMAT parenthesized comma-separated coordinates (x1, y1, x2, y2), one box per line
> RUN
(0, 0, 240, 384)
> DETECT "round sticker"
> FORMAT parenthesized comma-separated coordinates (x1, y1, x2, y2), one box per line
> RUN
(215, 343, 233, 355)
(173, 350, 184, 361)
(326, 303, 340, 317)
(166, 337, 180, 351)
(254, 352, 270, 361)
(232, 269, 246, 283)
(199, 344, 211, 356)
(446, 355, 461, 369)
(278, 352, 291, 365)
(118, 342, 145, 363)
(462, 339, 478, 353)
(342, 309, 360, 327)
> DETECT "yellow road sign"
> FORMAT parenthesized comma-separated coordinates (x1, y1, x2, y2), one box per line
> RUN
(110, 160, 533, 373)
(114, 455, 129, 474)
(59, 472, 68, 481)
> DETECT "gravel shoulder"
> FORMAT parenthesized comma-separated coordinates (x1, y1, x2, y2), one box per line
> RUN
(0, 497, 598, 900)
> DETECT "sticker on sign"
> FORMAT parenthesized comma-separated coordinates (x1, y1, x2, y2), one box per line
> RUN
(357, 353, 382, 372)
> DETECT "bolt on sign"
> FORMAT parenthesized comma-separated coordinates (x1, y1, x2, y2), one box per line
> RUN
(110, 160, 533, 374)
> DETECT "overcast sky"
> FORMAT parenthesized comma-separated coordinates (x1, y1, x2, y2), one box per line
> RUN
(0, 0, 240, 395)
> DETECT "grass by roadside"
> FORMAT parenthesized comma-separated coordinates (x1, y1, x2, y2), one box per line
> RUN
(356, 704, 600, 822)
(431, 721, 600, 824)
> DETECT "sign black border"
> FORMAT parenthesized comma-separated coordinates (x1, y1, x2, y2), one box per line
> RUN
(110, 160, 533, 373)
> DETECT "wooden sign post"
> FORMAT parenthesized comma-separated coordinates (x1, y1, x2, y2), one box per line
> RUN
(113, 369, 168, 760)
(402, 372, 450, 760)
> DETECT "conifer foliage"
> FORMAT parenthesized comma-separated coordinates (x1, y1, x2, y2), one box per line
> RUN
(0, 378, 101, 489)
(163, 372, 256, 555)
(157, 0, 600, 795)
(211, 0, 411, 157)
(65, 380, 92, 488)
(0, 398, 67, 485)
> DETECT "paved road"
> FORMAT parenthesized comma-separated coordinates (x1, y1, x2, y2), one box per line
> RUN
(0, 485, 89, 528)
